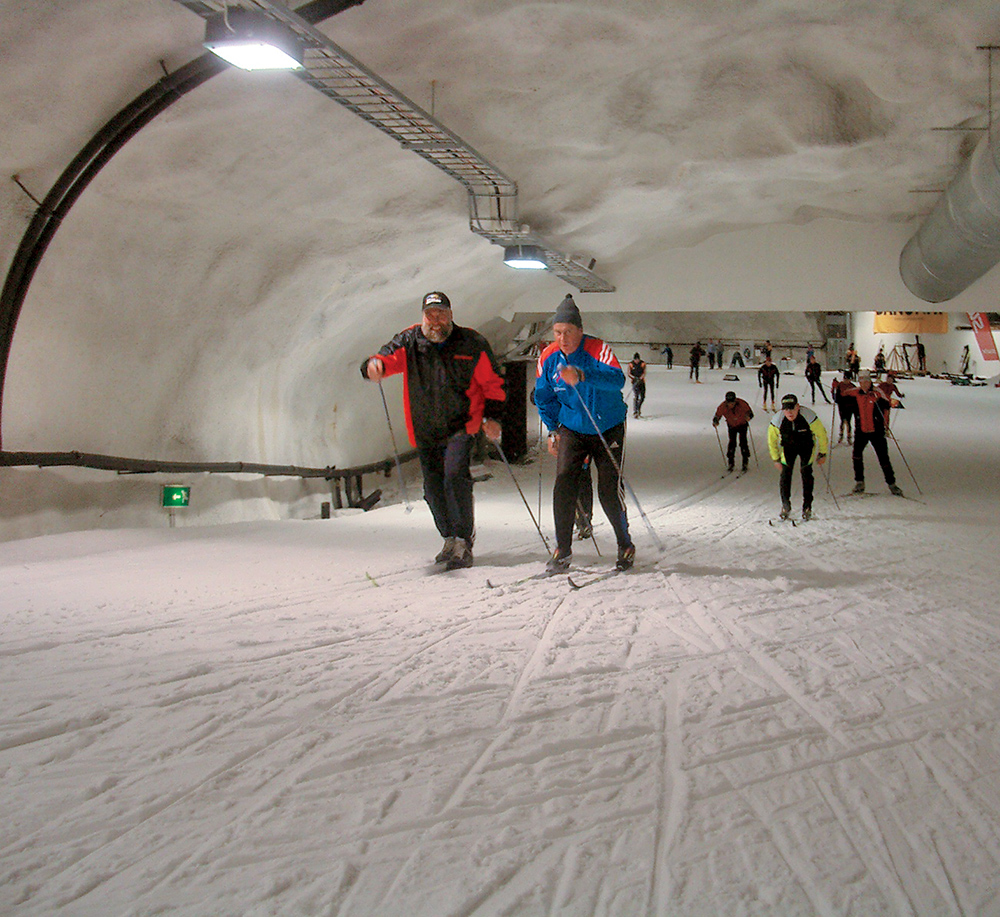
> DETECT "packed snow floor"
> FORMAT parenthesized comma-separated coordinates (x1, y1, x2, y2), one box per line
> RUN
(3, 366, 1000, 916)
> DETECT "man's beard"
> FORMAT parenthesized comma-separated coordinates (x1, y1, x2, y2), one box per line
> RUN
(422, 320, 453, 343)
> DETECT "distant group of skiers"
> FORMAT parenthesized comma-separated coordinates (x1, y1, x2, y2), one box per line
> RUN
(712, 359, 904, 520)
(682, 339, 755, 381)
(362, 295, 906, 571)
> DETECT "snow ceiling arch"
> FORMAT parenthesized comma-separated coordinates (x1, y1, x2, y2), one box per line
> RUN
(2, 0, 1000, 474)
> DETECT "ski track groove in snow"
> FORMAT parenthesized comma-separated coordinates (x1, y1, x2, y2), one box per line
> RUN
(2, 584, 536, 909)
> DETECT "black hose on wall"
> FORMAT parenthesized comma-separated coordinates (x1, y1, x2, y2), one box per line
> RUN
(0, 0, 364, 449)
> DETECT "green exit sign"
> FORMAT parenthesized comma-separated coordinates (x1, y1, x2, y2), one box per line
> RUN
(162, 485, 191, 508)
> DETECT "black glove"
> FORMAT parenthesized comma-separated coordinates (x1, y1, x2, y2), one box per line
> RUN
(712, 418, 720, 427)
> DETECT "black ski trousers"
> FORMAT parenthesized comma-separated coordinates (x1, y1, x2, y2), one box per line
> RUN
(808, 378, 831, 403)
(554, 423, 631, 555)
(418, 431, 475, 542)
(852, 431, 896, 486)
(779, 442, 815, 512)
(632, 381, 646, 416)
(727, 423, 750, 466)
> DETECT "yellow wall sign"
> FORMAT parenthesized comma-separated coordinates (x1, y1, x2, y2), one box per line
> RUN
(872, 312, 948, 334)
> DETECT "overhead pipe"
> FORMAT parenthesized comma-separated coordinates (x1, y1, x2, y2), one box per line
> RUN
(900, 123, 1000, 302)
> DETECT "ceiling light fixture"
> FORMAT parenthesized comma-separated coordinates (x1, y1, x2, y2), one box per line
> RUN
(503, 244, 547, 270)
(203, 8, 303, 71)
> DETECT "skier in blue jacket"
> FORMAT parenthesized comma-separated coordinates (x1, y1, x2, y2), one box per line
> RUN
(535, 295, 634, 572)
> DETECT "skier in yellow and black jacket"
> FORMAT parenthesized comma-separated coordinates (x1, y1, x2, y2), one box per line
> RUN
(768, 393, 828, 521)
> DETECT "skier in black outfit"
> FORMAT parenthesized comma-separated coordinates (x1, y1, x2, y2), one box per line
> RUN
(628, 353, 647, 418)
(758, 355, 779, 410)
(831, 370, 854, 444)
(804, 354, 831, 404)
(689, 342, 705, 382)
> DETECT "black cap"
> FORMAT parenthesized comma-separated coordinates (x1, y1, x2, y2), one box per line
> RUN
(725, 391, 736, 402)
(422, 291, 451, 310)
(633, 352, 641, 360)
(780, 394, 798, 409)
(553, 294, 583, 328)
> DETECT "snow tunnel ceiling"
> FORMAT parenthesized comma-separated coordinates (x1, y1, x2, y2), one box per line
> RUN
(2, 0, 1000, 465)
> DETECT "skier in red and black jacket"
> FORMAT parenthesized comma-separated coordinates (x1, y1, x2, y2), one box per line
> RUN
(361, 291, 505, 569)
(841, 370, 903, 497)
(713, 391, 754, 473)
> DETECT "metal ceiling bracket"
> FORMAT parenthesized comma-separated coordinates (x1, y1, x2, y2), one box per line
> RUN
(176, 0, 614, 292)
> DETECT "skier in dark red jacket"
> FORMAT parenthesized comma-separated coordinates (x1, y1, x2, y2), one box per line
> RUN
(713, 391, 754, 472)
(841, 370, 903, 496)
(362, 291, 506, 568)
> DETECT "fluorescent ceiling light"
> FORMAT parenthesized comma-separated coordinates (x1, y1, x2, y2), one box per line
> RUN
(203, 10, 303, 71)
(503, 244, 547, 270)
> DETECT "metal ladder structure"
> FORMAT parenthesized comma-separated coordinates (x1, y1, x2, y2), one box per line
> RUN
(174, 0, 614, 292)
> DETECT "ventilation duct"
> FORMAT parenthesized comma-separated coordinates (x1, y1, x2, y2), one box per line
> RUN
(900, 125, 1000, 302)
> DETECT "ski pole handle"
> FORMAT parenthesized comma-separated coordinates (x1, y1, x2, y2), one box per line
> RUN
(378, 380, 413, 513)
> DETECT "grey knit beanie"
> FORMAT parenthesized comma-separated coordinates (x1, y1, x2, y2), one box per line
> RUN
(553, 295, 582, 328)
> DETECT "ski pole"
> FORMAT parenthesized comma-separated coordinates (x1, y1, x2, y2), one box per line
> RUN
(572, 386, 665, 553)
(714, 423, 728, 469)
(748, 423, 760, 468)
(818, 452, 840, 511)
(537, 415, 544, 522)
(377, 379, 413, 513)
(888, 430, 923, 495)
(493, 438, 551, 553)
(576, 496, 601, 557)
(824, 413, 837, 498)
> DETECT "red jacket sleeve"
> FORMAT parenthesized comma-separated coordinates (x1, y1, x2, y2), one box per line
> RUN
(465, 350, 506, 434)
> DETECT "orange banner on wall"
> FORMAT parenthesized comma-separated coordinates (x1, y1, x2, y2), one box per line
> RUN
(968, 312, 1000, 361)
(872, 312, 948, 334)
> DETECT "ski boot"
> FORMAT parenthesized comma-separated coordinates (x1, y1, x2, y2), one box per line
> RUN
(447, 539, 474, 570)
(889, 484, 904, 497)
(616, 544, 635, 571)
(779, 505, 792, 521)
(852, 481, 865, 494)
(435, 536, 457, 564)
(546, 548, 572, 573)
(802, 507, 812, 521)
